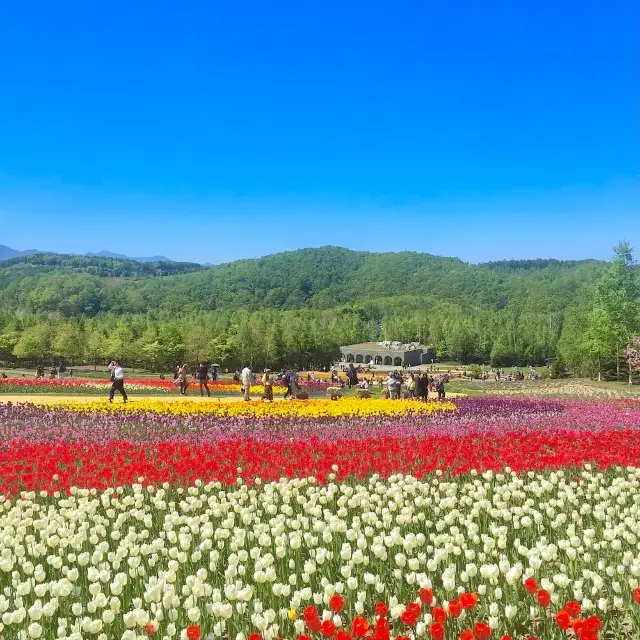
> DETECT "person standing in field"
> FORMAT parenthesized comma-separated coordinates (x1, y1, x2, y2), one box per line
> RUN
(413, 372, 423, 400)
(196, 362, 210, 397)
(283, 368, 294, 399)
(261, 368, 273, 402)
(347, 363, 359, 388)
(436, 375, 446, 400)
(176, 363, 189, 396)
(108, 360, 128, 403)
(385, 372, 396, 399)
(241, 364, 253, 401)
(420, 371, 429, 400)
(407, 373, 416, 399)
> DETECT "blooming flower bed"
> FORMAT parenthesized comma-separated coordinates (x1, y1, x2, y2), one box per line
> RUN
(0, 377, 333, 396)
(0, 397, 639, 639)
(0, 377, 175, 394)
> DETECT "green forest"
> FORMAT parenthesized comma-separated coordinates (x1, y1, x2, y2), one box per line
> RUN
(0, 244, 638, 377)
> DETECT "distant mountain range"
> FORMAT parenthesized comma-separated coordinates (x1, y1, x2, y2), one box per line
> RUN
(0, 244, 172, 263)
(84, 250, 172, 262)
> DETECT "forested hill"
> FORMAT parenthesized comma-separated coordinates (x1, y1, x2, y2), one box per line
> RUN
(0, 246, 601, 316)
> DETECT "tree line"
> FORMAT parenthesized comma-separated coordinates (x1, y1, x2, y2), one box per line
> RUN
(0, 244, 637, 378)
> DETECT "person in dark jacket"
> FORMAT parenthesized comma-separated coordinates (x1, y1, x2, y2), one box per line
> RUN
(415, 373, 425, 400)
(348, 363, 359, 388)
(196, 363, 210, 397)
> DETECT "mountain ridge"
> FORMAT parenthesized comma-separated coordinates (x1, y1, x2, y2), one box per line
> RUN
(0, 244, 173, 264)
(0, 244, 606, 318)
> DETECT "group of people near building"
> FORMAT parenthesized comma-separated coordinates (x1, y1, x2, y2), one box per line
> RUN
(99, 358, 447, 404)
(341, 362, 448, 400)
(383, 371, 447, 400)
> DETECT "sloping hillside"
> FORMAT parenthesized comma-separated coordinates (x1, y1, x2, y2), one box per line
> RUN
(0, 246, 601, 316)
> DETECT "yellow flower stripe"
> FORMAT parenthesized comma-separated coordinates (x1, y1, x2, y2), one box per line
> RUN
(36, 397, 457, 418)
(209, 383, 287, 395)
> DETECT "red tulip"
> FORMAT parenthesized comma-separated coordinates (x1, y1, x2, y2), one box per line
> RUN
(419, 588, 434, 605)
(524, 578, 538, 594)
(320, 620, 336, 637)
(429, 623, 445, 640)
(448, 599, 463, 618)
(351, 616, 369, 638)
(375, 602, 388, 617)
(329, 594, 345, 613)
(460, 592, 478, 610)
(306, 617, 322, 633)
(555, 610, 571, 630)
(303, 606, 319, 622)
(400, 611, 417, 626)
(474, 622, 491, 640)
(186, 627, 200, 640)
(432, 606, 447, 623)
(536, 589, 551, 608)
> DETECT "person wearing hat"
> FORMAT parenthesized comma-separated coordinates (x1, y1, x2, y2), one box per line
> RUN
(261, 368, 273, 402)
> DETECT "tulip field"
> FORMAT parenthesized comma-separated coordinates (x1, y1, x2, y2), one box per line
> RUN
(0, 377, 337, 396)
(0, 396, 639, 640)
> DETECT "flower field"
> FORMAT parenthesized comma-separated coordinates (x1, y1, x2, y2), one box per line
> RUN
(0, 397, 639, 639)
(0, 377, 323, 396)
(0, 376, 337, 397)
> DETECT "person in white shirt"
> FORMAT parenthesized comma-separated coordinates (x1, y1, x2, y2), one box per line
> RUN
(241, 366, 253, 401)
(108, 361, 128, 403)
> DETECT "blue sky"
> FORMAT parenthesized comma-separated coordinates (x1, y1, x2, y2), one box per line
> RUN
(0, 0, 638, 264)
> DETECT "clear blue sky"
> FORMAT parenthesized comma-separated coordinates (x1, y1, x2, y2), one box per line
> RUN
(0, 0, 638, 264)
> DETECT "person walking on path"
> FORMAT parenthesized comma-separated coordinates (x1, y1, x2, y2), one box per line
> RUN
(241, 365, 253, 401)
(283, 368, 294, 399)
(108, 360, 128, 403)
(436, 375, 446, 400)
(196, 363, 211, 397)
(176, 363, 189, 396)
(261, 369, 273, 402)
